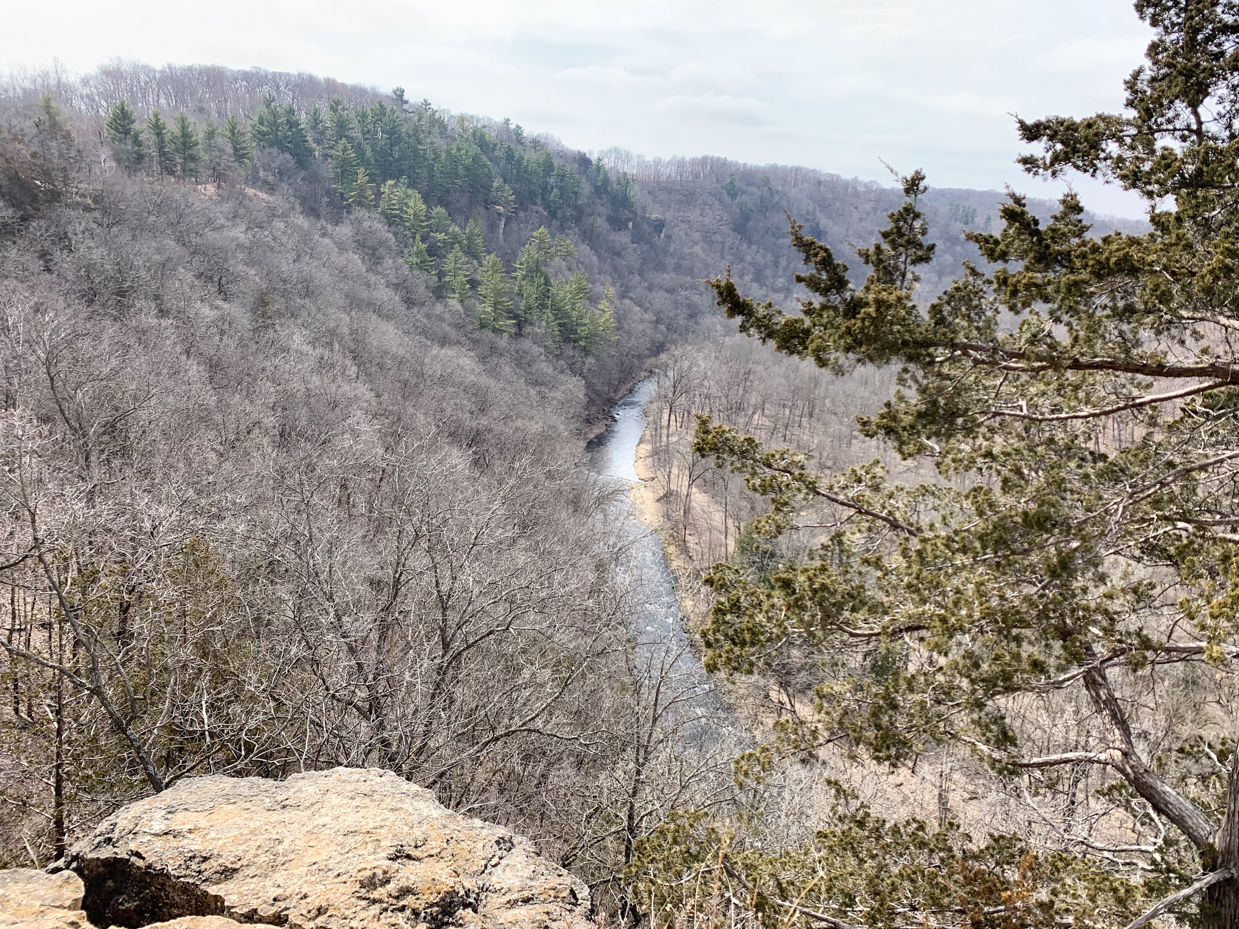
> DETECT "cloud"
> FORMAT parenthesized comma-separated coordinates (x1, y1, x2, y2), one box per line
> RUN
(2, 0, 1156, 216)
(653, 94, 773, 127)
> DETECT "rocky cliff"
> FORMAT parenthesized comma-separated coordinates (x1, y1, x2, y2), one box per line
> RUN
(2, 769, 592, 929)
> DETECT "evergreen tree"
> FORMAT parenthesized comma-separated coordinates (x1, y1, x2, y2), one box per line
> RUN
(145, 109, 173, 177)
(325, 97, 352, 151)
(305, 104, 327, 149)
(105, 100, 137, 145)
(553, 235, 576, 259)
(476, 253, 513, 332)
(329, 140, 361, 200)
(251, 97, 311, 168)
(513, 239, 550, 336)
(170, 113, 201, 180)
(378, 180, 405, 225)
(690, 4, 1239, 924)
(440, 245, 472, 305)
(404, 235, 436, 275)
(490, 178, 516, 214)
(401, 187, 429, 241)
(463, 215, 486, 262)
(200, 120, 232, 185)
(577, 285, 616, 355)
(221, 115, 252, 168)
(428, 207, 463, 257)
(345, 167, 375, 210)
(279, 106, 313, 169)
(528, 226, 553, 262)
(105, 100, 144, 171)
(250, 95, 282, 152)
(29, 94, 75, 197)
(584, 216, 602, 247)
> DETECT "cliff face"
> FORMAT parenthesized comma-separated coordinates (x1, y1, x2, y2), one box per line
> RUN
(3, 769, 592, 929)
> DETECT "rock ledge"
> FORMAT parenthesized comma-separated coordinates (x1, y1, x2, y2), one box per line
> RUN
(19, 768, 591, 929)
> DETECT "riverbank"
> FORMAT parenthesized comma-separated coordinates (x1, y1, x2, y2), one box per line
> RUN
(629, 427, 708, 630)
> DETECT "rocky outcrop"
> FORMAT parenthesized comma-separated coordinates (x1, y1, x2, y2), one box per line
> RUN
(63, 768, 591, 929)
(0, 870, 90, 929)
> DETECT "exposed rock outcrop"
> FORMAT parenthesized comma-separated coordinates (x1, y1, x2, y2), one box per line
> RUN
(0, 870, 90, 929)
(62, 768, 591, 929)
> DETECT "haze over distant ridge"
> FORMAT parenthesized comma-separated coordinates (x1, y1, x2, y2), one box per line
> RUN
(4, 0, 1154, 218)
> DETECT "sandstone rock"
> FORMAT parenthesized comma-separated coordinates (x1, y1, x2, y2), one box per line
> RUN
(0, 869, 90, 929)
(66, 768, 592, 929)
(140, 917, 246, 929)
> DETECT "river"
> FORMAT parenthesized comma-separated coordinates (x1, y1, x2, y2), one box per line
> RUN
(590, 378, 744, 752)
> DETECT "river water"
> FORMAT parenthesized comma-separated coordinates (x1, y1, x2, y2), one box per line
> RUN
(590, 378, 743, 751)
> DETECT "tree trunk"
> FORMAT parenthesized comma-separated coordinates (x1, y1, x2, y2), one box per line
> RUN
(1204, 753, 1239, 927)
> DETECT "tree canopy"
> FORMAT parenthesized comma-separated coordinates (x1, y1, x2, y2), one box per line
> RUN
(664, 2, 1239, 926)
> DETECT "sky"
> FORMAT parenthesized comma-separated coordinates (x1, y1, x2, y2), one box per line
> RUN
(2, 0, 1155, 218)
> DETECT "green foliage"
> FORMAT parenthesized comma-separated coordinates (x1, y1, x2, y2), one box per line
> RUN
(105, 100, 144, 171)
(441, 245, 472, 305)
(251, 95, 312, 169)
(514, 236, 551, 336)
(329, 140, 361, 199)
(145, 109, 173, 177)
(632, 801, 1148, 929)
(379, 179, 428, 240)
(697, 3, 1239, 922)
(463, 215, 486, 262)
(477, 253, 514, 332)
(345, 167, 375, 210)
(947, 202, 977, 226)
(404, 235, 436, 275)
(509, 227, 610, 353)
(221, 115, 252, 168)
(170, 113, 201, 180)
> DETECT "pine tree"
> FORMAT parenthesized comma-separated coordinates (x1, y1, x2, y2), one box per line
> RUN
(528, 226, 553, 262)
(305, 104, 327, 149)
(463, 215, 486, 263)
(553, 235, 576, 259)
(279, 106, 313, 169)
(428, 207, 463, 257)
(329, 141, 361, 200)
(170, 113, 201, 180)
(440, 246, 472, 306)
(221, 116, 252, 168)
(346, 167, 375, 210)
(201, 120, 231, 185)
(250, 97, 311, 168)
(105, 100, 144, 171)
(105, 100, 137, 145)
(490, 178, 516, 214)
(476, 253, 513, 332)
(690, 5, 1239, 924)
(548, 271, 590, 347)
(513, 240, 550, 336)
(325, 97, 352, 150)
(378, 180, 405, 225)
(577, 284, 616, 355)
(145, 110, 173, 178)
(250, 96, 282, 151)
(404, 235, 437, 275)
(401, 187, 429, 241)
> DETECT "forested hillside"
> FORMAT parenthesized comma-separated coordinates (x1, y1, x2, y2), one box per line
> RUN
(0, 48, 1187, 929)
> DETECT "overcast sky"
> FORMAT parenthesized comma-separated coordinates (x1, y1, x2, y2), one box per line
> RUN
(3, 0, 1155, 217)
